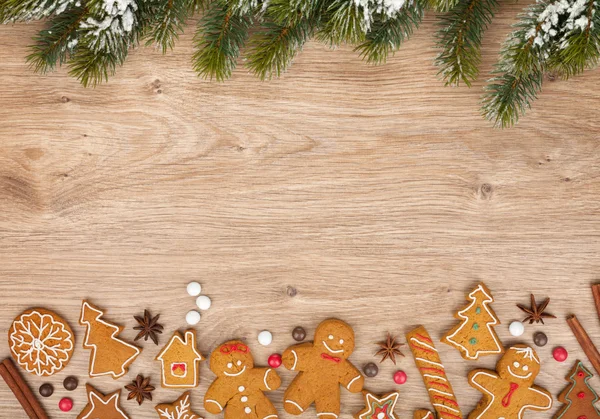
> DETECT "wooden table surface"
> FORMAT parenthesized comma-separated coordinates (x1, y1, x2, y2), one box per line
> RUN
(1, 3, 600, 418)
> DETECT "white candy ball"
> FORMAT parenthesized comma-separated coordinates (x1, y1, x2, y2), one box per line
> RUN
(187, 282, 202, 297)
(186, 310, 201, 325)
(258, 330, 273, 346)
(196, 295, 212, 311)
(509, 321, 524, 337)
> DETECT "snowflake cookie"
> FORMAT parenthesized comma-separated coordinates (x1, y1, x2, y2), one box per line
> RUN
(9, 308, 75, 376)
(156, 391, 202, 419)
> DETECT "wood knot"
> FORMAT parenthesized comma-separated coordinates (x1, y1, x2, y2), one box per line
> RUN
(479, 183, 493, 199)
(61, 96, 70, 103)
(286, 286, 297, 297)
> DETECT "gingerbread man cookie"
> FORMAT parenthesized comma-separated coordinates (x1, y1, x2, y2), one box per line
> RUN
(468, 344, 552, 419)
(282, 318, 364, 418)
(204, 340, 281, 418)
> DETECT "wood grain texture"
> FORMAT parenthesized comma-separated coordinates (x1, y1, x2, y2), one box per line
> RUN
(1, 3, 600, 418)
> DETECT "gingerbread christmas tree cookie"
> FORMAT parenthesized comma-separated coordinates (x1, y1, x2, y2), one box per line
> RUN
(354, 391, 400, 419)
(156, 330, 204, 388)
(156, 392, 202, 419)
(554, 360, 600, 419)
(80, 300, 141, 379)
(442, 283, 503, 360)
(9, 308, 74, 376)
(468, 345, 552, 419)
(77, 384, 129, 419)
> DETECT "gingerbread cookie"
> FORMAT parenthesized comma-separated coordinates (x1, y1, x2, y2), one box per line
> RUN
(354, 391, 399, 419)
(80, 301, 141, 379)
(8, 308, 74, 377)
(282, 318, 364, 418)
(156, 330, 204, 388)
(77, 384, 129, 419)
(204, 340, 281, 418)
(406, 326, 462, 419)
(468, 344, 552, 419)
(441, 283, 503, 360)
(156, 392, 202, 419)
(554, 360, 600, 419)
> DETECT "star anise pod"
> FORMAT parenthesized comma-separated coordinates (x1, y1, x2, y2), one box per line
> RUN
(517, 294, 556, 324)
(133, 310, 163, 345)
(125, 374, 155, 405)
(376, 333, 405, 365)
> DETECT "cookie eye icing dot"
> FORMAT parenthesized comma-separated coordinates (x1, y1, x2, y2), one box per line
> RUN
(328, 335, 334, 340)
(513, 362, 520, 368)
(237, 360, 242, 366)
(227, 363, 233, 368)
(469, 338, 477, 345)
(339, 339, 344, 344)
(522, 365, 529, 371)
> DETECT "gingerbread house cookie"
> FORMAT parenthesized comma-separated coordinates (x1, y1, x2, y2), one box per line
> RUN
(156, 330, 204, 388)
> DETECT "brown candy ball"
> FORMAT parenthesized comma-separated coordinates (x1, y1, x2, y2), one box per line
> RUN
(39, 383, 54, 398)
(63, 376, 78, 391)
(292, 326, 306, 341)
(533, 332, 548, 347)
(363, 362, 379, 377)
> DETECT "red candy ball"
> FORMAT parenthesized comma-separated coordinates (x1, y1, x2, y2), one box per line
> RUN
(553, 347, 568, 362)
(59, 397, 73, 412)
(268, 353, 282, 368)
(393, 370, 407, 385)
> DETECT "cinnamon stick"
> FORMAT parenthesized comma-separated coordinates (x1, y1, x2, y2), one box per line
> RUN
(567, 315, 600, 377)
(0, 361, 37, 419)
(592, 284, 600, 322)
(2, 359, 48, 419)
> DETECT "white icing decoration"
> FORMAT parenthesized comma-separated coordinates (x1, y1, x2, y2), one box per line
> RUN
(511, 346, 540, 364)
(347, 375, 361, 390)
(410, 337, 438, 353)
(224, 366, 246, 377)
(322, 341, 344, 354)
(264, 369, 272, 390)
(205, 399, 223, 411)
(291, 350, 298, 370)
(416, 358, 445, 369)
(285, 400, 304, 412)
(433, 404, 460, 414)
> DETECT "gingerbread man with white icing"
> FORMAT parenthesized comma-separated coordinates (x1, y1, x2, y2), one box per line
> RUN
(282, 318, 364, 418)
(468, 344, 552, 419)
(204, 340, 281, 419)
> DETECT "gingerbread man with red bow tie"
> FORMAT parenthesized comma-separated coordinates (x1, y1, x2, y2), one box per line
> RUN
(282, 319, 364, 418)
(468, 344, 552, 419)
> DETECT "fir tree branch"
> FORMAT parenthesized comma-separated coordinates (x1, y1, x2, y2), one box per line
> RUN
(0, 0, 73, 22)
(546, 0, 600, 78)
(318, 0, 366, 45)
(355, 3, 423, 64)
(146, 0, 191, 53)
(26, 6, 86, 73)
(481, 3, 546, 127)
(68, 43, 124, 86)
(192, 0, 253, 81)
(435, 0, 498, 86)
(246, 17, 314, 79)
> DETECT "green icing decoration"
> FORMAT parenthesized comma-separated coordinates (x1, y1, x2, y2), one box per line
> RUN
(473, 323, 479, 330)
(475, 307, 481, 314)
(469, 338, 477, 345)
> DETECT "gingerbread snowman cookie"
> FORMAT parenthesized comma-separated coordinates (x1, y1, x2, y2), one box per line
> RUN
(204, 340, 281, 418)
(282, 318, 364, 418)
(468, 344, 552, 419)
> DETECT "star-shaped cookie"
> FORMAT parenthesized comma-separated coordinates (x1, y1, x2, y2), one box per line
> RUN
(155, 391, 202, 419)
(77, 384, 129, 419)
(354, 391, 400, 419)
